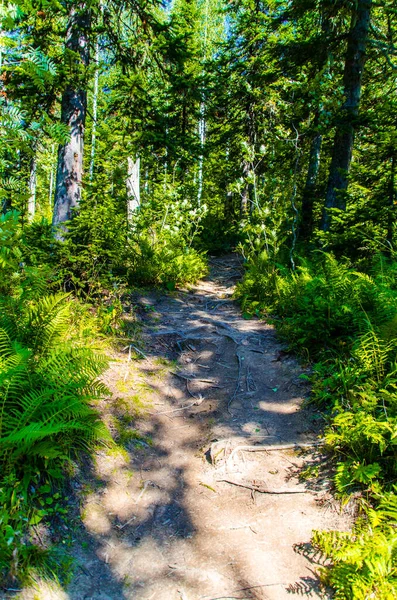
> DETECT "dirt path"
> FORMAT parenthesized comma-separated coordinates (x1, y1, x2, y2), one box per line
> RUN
(14, 256, 351, 600)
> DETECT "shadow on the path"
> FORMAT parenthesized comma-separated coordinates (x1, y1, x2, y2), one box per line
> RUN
(64, 255, 329, 600)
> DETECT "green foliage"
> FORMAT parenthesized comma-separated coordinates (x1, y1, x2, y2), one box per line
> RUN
(312, 494, 397, 599)
(127, 228, 208, 287)
(1, 0, 396, 595)
(32, 193, 208, 297)
(0, 474, 70, 586)
(237, 250, 395, 354)
(125, 195, 208, 287)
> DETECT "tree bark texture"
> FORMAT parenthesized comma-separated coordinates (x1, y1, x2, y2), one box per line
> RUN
(300, 130, 322, 239)
(53, 3, 90, 236)
(322, 0, 372, 231)
(89, 37, 99, 182)
(387, 153, 396, 250)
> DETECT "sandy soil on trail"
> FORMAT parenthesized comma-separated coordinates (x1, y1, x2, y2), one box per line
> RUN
(10, 256, 352, 600)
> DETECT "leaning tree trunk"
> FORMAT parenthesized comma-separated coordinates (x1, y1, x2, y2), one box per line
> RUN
(322, 0, 372, 231)
(53, 3, 90, 237)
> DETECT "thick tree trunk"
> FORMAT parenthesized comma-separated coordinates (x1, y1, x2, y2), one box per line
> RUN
(89, 37, 99, 182)
(322, 0, 372, 231)
(300, 130, 322, 239)
(53, 4, 90, 237)
(27, 156, 37, 221)
(127, 156, 140, 220)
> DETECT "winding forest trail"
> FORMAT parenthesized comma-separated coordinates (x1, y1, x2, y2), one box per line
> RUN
(21, 256, 351, 600)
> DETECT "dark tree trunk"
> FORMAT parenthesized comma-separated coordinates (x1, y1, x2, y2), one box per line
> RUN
(225, 190, 234, 218)
(241, 159, 250, 217)
(300, 129, 322, 239)
(322, 0, 372, 231)
(387, 153, 396, 251)
(53, 3, 90, 237)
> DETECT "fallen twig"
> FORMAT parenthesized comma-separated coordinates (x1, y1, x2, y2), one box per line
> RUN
(123, 344, 132, 382)
(130, 344, 147, 359)
(135, 480, 159, 503)
(202, 582, 287, 599)
(171, 371, 220, 385)
(116, 515, 137, 530)
(150, 399, 203, 415)
(217, 523, 257, 534)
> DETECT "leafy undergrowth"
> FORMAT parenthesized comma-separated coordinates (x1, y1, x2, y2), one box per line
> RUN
(0, 212, 113, 587)
(25, 192, 208, 298)
(236, 246, 397, 598)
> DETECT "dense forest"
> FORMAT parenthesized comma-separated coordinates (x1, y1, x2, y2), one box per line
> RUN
(1, 0, 397, 597)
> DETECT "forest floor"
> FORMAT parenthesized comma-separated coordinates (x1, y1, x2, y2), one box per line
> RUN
(13, 256, 352, 600)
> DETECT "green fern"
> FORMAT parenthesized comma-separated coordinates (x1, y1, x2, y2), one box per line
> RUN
(313, 496, 397, 599)
(0, 320, 109, 474)
(0, 215, 110, 475)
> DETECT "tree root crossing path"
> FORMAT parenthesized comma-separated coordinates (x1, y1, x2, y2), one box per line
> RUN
(21, 256, 351, 600)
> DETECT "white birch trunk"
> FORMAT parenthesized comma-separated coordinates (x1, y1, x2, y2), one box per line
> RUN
(164, 126, 168, 192)
(127, 156, 140, 221)
(197, 0, 209, 206)
(197, 102, 205, 206)
(49, 144, 55, 205)
(28, 156, 37, 220)
(144, 167, 149, 194)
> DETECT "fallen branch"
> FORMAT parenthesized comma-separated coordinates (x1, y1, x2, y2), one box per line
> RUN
(135, 480, 160, 503)
(217, 478, 308, 495)
(231, 441, 323, 452)
(201, 582, 287, 599)
(211, 439, 323, 464)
